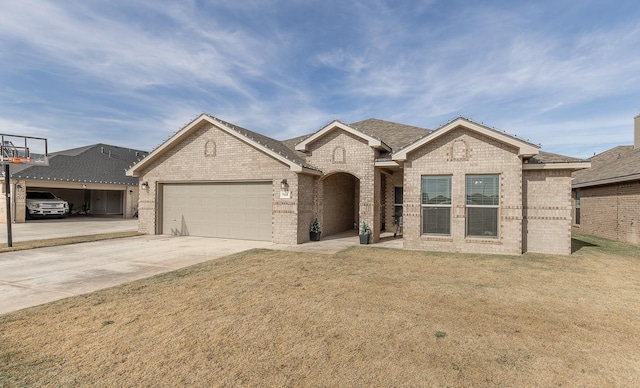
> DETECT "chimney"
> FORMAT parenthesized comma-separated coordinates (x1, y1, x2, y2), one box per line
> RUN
(636, 114, 640, 149)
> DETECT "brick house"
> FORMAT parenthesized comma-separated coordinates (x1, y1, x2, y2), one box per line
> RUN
(571, 115, 640, 245)
(127, 113, 589, 255)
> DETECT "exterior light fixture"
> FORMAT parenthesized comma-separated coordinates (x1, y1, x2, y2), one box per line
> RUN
(280, 179, 291, 199)
(141, 181, 149, 189)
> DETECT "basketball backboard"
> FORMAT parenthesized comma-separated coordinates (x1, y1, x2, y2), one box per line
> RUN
(0, 134, 48, 166)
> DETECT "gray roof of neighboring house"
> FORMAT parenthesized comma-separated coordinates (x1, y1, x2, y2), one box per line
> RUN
(10, 144, 147, 185)
(572, 145, 640, 187)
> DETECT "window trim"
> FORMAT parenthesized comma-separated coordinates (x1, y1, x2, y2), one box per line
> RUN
(394, 186, 403, 224)
(574, 190, 581, 225)
(465, 174, 500, 239)
(421, 175, 452, 236)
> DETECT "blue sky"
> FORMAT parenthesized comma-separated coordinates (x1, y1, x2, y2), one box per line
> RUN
(1, 1, 639, 158)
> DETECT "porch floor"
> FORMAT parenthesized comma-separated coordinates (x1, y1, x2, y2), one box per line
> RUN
(273, 230, 403, 255)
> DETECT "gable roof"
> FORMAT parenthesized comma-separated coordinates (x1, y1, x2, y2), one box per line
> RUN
(127, 113, 320, 177)
(349, 118, 432, 151)
(572, 145, 640, 188)
(294, 120, 392, 152)
(10, 144, 146, 185)
(393, 117, 541, 161)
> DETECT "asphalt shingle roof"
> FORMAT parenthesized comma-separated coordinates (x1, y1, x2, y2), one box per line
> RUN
(348, 118, 432, 151)
(572, 145, 640, 187)
(281, 118, 431, 155)
(10, 144, 147, 185)
(528, 151, 585, 164)
(205, 114, 310, 168)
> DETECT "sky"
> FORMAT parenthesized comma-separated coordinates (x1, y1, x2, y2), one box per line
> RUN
(1, 1, 639, 158)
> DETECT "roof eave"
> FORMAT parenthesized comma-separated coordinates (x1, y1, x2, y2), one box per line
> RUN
(374, 160, 401, 168)
(295, 121, 391, 152)
(297, 166, 323, 176)
(523, 162, 591, 171)
(572, 172, 640, 188)
(127, 113, 211, 177)
(393, 118, 540, 161)
(127, 114, 309, 177)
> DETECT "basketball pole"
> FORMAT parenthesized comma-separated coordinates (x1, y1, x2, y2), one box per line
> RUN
(4, 163, 12, 247)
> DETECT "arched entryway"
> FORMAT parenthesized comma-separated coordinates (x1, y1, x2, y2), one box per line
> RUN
(321, 172, 360, 237)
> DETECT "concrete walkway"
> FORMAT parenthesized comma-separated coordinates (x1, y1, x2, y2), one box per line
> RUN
(273, 230, 403, 254)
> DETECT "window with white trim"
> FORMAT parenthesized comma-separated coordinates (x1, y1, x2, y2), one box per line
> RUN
(421, 176, 452, 235)
(466, 175, 499, 238)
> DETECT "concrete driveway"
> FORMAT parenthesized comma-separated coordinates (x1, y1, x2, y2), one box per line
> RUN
(0, 225, 403, 315)
(0, 235, 273, 315)
(0, 217, 138, 243)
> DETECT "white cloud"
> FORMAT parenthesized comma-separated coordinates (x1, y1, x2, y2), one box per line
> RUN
(0, 0, 639, 157)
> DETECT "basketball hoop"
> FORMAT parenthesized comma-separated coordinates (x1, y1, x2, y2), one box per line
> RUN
(0, 133, 48, 166)
(0, 133, 49, 247)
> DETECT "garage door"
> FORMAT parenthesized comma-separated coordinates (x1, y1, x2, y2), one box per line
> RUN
(161, 182, 272, 241)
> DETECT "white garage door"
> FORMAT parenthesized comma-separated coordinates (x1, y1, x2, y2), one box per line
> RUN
(162, 182, 273, 241)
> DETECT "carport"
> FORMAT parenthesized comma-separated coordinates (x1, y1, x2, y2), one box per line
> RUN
(28, 185, 127, 216)
(3, 144, 146, 223)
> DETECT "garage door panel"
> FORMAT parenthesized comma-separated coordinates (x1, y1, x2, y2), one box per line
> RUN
(162, 182, 272, 241)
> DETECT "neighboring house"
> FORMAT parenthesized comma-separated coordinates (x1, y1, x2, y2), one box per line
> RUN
(127, 114, 589, 255)
(1, 144, 146, 223)
(571, 115, 640, 245)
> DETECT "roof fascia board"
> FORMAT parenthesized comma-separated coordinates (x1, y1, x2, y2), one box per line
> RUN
(572, 173, 640, 188)
(127, 113, 209, 177)
(299, 166, 323, 176)
(295, 121, 390, 152)
(374, 160, 401, 167)
(393, 118, 539, 161)
(523, 162, 591, 171)
(127, 114, 307, 176)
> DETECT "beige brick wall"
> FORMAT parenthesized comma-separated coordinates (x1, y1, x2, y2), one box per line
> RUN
(137, 121, 301, 244)
(523, 170, 573, 255)
(305, 129, 378, 240)
(322, 172, 357, 235)
(382, 170, 403, 232)
(402, 128, 523, 255)
(576, 182, 640, 246)
(297, 174, 317, 243)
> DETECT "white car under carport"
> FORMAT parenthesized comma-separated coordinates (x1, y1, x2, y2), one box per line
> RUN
(25, 191, 69, 219)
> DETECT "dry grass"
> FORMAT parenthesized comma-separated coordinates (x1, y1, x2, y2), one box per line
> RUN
(0, 231, 142, 253)
(1, 233, 640, 386)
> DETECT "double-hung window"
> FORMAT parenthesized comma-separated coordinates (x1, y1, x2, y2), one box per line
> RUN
(466, 175, 499, 238)
(421, 176, 452, 235)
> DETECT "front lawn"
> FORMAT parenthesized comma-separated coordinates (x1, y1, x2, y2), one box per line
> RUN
(1, 233, 639, 386)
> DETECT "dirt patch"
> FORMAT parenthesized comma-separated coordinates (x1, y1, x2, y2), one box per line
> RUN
(1, 233, 639, 386)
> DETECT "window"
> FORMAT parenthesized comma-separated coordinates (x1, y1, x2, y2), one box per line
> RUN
(421, 176, 452, 235)
(574, 190, 581, 225)
(394, 187, 403, 223)
(466, 175, 499, 238)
